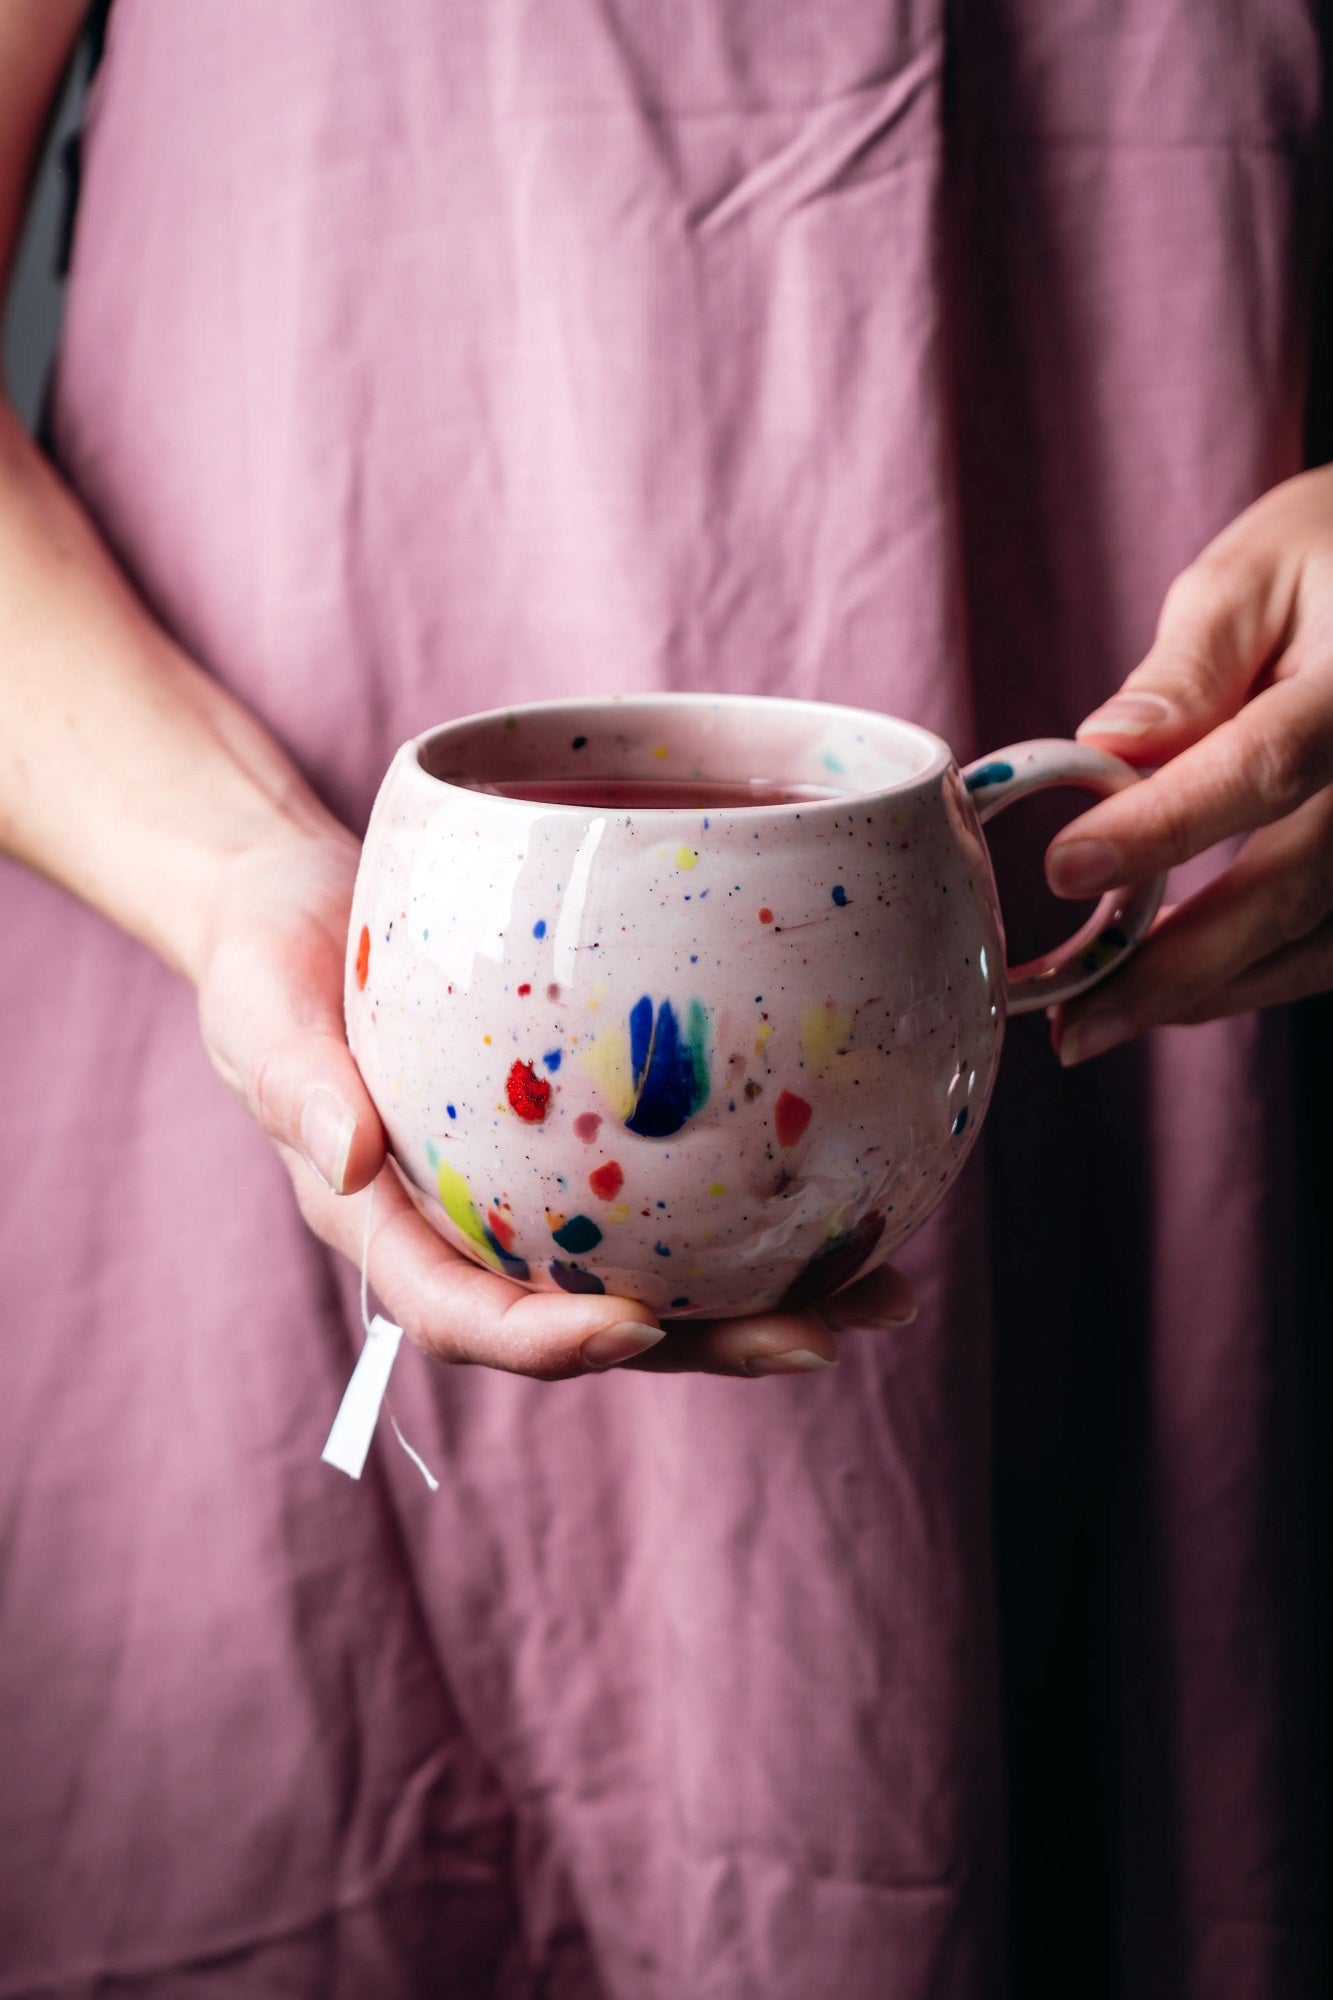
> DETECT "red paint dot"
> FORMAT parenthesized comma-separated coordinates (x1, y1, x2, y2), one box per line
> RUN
(774, 1089, 813, 1148)
(355, 925, 370, 990)
(517, 983, 532, 996)
(589, 1160, 624, 1201)
(758, 907, 773, 924)
(487, 1209, 516, 1251)
(574, 1112, 602, 1143)
(506, 1060, 551, 1123)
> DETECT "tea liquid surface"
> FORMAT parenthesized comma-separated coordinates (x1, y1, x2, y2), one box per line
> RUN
(460, 775, 844, 809)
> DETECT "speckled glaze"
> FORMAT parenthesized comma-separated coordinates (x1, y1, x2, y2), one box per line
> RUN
(345, 697, 1163, 1318)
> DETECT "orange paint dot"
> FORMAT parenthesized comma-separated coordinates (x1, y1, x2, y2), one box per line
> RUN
(355, 925, 370, 990)
(758, 907, 773, 924)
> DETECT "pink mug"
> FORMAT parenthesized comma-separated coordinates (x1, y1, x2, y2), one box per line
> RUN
(345, 695, 1164, 1319)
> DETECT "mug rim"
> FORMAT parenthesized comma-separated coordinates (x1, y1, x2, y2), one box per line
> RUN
(409, 692, 953, 817)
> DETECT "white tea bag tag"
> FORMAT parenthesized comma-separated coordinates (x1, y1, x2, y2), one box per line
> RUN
(321, 1313, 405, 1480)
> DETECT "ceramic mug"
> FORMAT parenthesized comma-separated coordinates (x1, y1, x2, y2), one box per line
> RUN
(345, 695, 1164, 1319)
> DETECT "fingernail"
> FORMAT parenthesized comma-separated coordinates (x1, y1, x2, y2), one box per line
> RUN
(1059, 1007, 1129, 1066)
(1079, 692, 1173, 737)
(581, 1322, 667, 1369)
(300, 1087, 357, 1193)
(862, 1305, 918, 1329)
(1047, 838, 1120, 897)
(817, 1302, 917, 1331)
(744, 1348, 837, 1377)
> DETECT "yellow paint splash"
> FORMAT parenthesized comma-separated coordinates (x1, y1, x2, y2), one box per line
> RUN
(708, 1182, 727, 1197)
(652, 744, 668, 759)
(580, 1023, 636, 1120)
(675, 846, 698, 870)
(434, 1156, 506, 1274)
(753, 1021, 774, 1057)
(800, 1002, 853, 1078)
(607, 1201, 632, 1224)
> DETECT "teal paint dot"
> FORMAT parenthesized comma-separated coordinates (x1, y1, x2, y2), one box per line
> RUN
(552, 1213, 603, 1255)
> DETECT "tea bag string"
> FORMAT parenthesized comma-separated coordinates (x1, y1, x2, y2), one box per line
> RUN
(320, 1176, 440, 1492)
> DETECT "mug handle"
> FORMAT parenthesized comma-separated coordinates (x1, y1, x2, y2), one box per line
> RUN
(962, 738, 1167, 1017)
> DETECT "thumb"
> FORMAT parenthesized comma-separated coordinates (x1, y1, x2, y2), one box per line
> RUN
(199, 915, 387, 1197)
(1076, 543, 1294, 761)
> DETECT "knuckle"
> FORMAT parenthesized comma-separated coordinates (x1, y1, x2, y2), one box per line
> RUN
(1272, 839, 1333, 949)
(1159, 563, 1213, 631)
(1139, 774, 1199, 862)
(1248, 727, 1318, 818)
(1154, 553, 1261, 697)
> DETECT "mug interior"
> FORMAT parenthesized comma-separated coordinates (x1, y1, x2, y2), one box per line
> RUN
(417, 695, 947, 805)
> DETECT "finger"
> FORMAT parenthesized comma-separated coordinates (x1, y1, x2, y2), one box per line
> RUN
(201, 898, 386, 1196)
(1074, 514, 1300, 761)
(627, 1313, 838, 1376)
(1053, 786, 1333, 1061)
(627, 1263, 918, 1377)
(1169, 912, 1333, 1021)
(1046, 671, 1333, 897)
(286, 1153, 667, 1379)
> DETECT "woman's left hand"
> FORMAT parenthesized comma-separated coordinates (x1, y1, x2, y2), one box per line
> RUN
(1047, 463, 1333, 1064)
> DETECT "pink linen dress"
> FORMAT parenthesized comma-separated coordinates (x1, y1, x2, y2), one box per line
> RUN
(0, 3, 1324, 1994)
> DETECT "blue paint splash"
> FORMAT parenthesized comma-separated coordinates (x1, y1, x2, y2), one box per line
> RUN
(549, 1260, 604, 1294)
(831, 884, 848, 906)
(952, 1106, 969, 1136)
(551, 1213, 603, 1254)
(654, 1241, 671, 1257)
(543, 1048, 563, 1072)
(533, 918, 547, 939)
(965, 761, 1015, 792)
(670, 1295, 691, 1309)
(446, 1104, 456, 1120)
(624, 996, 711, 1138)
(488, 1237, 530, 1282)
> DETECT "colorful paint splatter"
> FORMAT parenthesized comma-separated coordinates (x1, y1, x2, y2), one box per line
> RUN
(355, 925, 371, 991)
(589, 1160, 624, 1200)
(549, 1260, 604, 1294)
(506, 1059, 551, 1122)
(964, 761, 1015, 792)
(430, 1147, 530, 1282)
(774, 1089, 813, 1148)
(550, 1213, 603, 1254)
(625, 995, 711, 1138)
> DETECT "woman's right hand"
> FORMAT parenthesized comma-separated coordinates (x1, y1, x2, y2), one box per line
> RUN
(195, 824, 917, 1379)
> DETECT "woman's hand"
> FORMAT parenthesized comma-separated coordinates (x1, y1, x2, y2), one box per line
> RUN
(196, 825, 916, 1378)
(1046, 464, 1333, 1063)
